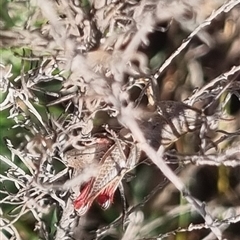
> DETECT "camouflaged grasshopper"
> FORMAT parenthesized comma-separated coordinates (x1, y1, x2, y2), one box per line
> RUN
(65, 101, 203, 215)
(65, 138, 141, 216)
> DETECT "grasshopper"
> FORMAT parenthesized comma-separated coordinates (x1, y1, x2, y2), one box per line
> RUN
(65, 101, 203, 215)
(65, 138, 141, 215)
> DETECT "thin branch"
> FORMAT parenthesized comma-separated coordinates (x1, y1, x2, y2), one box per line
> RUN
(185, 65, 240, 106)
(153, 0, 240, 80)
(119, 103, 222, 239)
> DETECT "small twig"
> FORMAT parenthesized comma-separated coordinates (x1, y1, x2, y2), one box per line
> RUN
(185, 65, 240, 106)
(165, 145, 240, 167)
(119, 103, 222, 239)
(153, 0, 240, 80)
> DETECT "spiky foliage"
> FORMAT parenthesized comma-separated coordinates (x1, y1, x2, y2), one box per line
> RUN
(1, 1, 240, 240)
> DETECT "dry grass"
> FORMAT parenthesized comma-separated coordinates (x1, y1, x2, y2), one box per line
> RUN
(1, 0, 240, 240)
